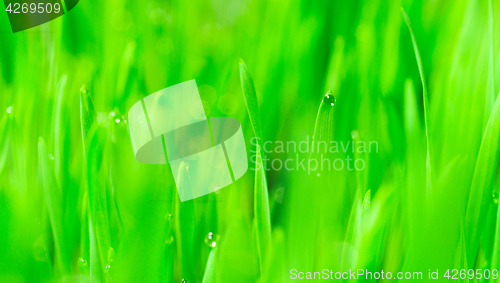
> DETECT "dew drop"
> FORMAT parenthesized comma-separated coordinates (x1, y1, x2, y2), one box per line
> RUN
(165, 233, 174, 245)
(181, 279, 188, 283)
(351, 130, 359, 139)
(204, 232, 220, 248)
(48, 154, 55, 161)
(323, 90, 336, 106)
(115, 118, 121, 124)
(493, 193, 498, 204)
(104, 261, 114, 279)
(109, 111, 116, 118)
(78, 258, 88, 271)
(165, 213, 173, 222)
(482, 260, 488, 268)
(32, 236, 47, 262)
(6, 106, 12, 114)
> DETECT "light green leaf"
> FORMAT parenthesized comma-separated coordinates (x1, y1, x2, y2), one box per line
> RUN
(484, 0, 495, 129)
(174, 161, 196, 282)
(202, 248, 217, 283)
(79, 85, 95, 158)
(239, 59, 264, 144)
(239, 59, 272, 275)
(86, 127, 111, 282)
(38, 138, 71, 276)
(401, 7, 434, 190)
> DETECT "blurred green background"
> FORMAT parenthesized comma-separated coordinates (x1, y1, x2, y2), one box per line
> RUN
(1, 0, 500, 282)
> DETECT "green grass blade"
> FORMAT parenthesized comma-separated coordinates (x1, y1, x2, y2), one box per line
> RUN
(465, 94, 500, 266)
(218, 213, 259, 282)
(86, 128, 111, 282)
(239, 59, 272, 274)
(401, 7, 434, 190)
(253, 145, 272, 272)
(115, 42, 136, 103)
(362, 189, 371, 217)
(454, 218, 468, 270)
(201, 248, 217, 283)
(89, 209, 101, 282)
(491, 193, 500, 270)
(78, 86, 102, 281)
(79, 85, 95, 158)
(33, 234, 56, 282)
(261, 229, 286, 283)
(38, 138, 71, 276)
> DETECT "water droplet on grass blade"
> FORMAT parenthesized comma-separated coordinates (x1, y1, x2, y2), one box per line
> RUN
(493, 193, 498, 204)
(115, 118, 121, 123)
(6, 106, 12, 114)
(204, 232, 220, 248)
(78, 258, 88, 272)
(48, 154, 55, 161)
(181, 279, 188, 283)
(323, 90, 336, 106)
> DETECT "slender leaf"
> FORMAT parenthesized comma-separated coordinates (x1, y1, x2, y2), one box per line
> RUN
(239, 59, 264, 144)
(484, 0, 495, 129)
(174, 161, 196, 282)
(202, 248, 217, 283)
(86, 127, 111, 282)
(80, 84, 95, 158)
(465, 94, 500, 266)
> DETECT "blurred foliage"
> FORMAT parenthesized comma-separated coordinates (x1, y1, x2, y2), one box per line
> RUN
(0, 0, 500, 282)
